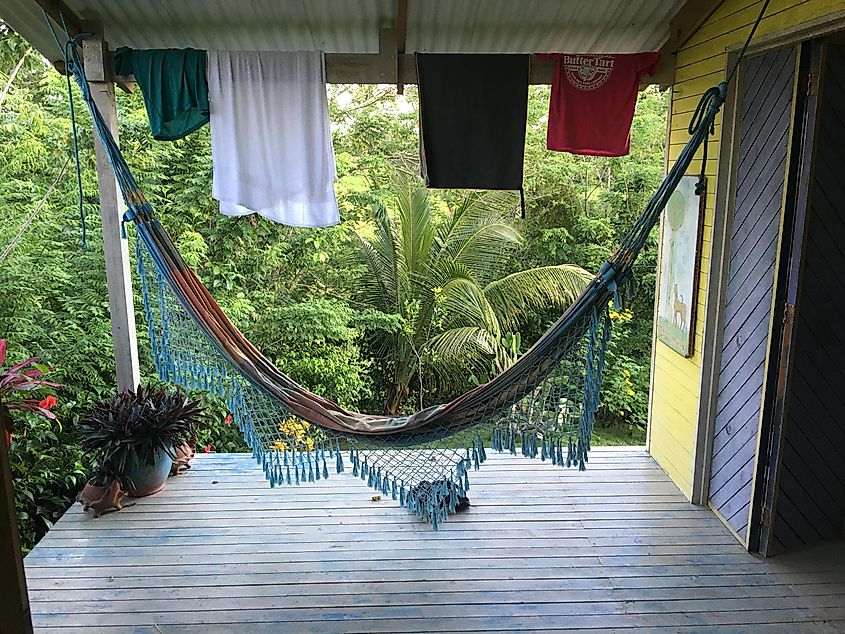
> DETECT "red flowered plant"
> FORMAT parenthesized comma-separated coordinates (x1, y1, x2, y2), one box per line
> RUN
(0, 339, 62, 446)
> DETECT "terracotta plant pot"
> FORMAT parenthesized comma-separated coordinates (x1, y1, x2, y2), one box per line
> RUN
(125, 447, 173, 497)
(77, 479, 133, 518)
(170, 442, 195, 476)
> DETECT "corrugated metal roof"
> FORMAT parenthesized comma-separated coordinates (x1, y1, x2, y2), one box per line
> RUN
(408, 0, 681, 53)
(2, 0, 683, 66)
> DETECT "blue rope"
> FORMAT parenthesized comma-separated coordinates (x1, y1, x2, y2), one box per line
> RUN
(44, 12, 90, 248)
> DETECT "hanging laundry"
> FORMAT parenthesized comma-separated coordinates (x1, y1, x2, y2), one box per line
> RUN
(417, 54, 529, 199)
(543, 53, 661, 157)
(207, 51, 339, 227)
(113, 48, 209, 141)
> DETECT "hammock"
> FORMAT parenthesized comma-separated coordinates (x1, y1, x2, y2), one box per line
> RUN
(56, 3, 767, 527)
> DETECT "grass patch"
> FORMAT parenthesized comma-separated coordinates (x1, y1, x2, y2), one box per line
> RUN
(591, 423, 646, 446)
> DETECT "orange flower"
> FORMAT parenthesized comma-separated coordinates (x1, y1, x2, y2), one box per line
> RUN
(223, 413, 232, 427)
(38, 395, 57, 410)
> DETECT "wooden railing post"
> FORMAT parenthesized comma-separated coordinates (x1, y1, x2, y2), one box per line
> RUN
(82, 28, 141, 392)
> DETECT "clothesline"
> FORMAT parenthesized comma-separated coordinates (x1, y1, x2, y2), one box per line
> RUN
(118, 49, 659, 228)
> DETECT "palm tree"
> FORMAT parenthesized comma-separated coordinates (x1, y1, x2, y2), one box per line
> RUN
(354, 179, 593, 414)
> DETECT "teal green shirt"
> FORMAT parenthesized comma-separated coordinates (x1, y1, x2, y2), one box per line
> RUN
(114, 48, 209, 141)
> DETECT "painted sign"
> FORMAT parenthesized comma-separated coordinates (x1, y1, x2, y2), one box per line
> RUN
(657, 175, 705, 357)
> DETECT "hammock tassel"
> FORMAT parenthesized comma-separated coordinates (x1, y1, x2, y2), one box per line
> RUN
(477, 434, 487, 462)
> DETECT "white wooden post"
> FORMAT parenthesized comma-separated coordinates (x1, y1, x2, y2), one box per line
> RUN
(82, 35, 140, 391)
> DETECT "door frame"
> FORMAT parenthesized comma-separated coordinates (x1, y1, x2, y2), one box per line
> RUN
(749, 39, 826, 555)
(691, 49, 743, 507)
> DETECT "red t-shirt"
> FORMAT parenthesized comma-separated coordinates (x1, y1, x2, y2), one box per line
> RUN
(544, 53, 660, 157)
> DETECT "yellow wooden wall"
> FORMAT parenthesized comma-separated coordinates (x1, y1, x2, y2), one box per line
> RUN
(649, 0, 845, 498)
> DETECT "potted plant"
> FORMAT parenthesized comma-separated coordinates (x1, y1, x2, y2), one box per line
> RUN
(79, 385, 203, 501)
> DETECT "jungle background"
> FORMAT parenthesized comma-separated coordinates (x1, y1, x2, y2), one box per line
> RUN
(0, 27, 667, 550)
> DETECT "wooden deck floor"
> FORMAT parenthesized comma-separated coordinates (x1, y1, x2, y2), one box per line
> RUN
(24, 447, 845, 633)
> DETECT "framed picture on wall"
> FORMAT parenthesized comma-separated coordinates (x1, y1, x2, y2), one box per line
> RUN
(656, 175, 705, 358)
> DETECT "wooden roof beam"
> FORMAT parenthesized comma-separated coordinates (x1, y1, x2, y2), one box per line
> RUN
(113, 49, 554, 85)
(33, 0, 83, 38)
(35, 0, 134, 92)
(396, 0, 408, 93)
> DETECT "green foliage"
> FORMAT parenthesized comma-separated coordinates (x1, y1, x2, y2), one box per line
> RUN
(249, 299, 376, 409)
(601, 307, 650, 429)
(352, 179, 592, 413)
(175, 391, 248, 454)
(6, 413, 88, 552)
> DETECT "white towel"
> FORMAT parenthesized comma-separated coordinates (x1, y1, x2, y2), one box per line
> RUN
(207, 51, 340, 227)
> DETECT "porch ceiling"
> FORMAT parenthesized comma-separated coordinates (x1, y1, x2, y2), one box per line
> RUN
(4, 0, 685, 67)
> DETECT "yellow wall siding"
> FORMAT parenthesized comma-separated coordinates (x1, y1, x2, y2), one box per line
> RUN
(648, 0, 845, 499)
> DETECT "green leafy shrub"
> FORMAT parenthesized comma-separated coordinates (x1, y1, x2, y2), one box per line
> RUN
(190, 394, 249, 454)
(7, 416, 89, 551)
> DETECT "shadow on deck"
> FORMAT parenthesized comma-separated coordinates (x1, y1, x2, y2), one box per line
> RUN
(23, 447, 845, 632)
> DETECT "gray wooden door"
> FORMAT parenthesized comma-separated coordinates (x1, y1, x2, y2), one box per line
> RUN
(708, 47, 796, 541)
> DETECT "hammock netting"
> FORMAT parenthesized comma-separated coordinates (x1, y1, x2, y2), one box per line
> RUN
(135, 222, 614, 528)
(54, 5, 768, 524)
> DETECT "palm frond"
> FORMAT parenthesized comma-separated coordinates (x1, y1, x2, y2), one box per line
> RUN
(352, 234, 396, 312)
(436, 190, 520, 247)
(350, 203, 400, 312)
(396, 179, 435, 285)
(453, 223, 522, 282)
(424, 258, 474, 292)
(435, 193, 519, 263)
(484, 264, 594, 332)
(439, 277, 501, 337)
(423, 326, 500, 385)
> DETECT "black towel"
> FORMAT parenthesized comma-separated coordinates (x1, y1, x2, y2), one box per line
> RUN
(417, 54, 529, 198)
